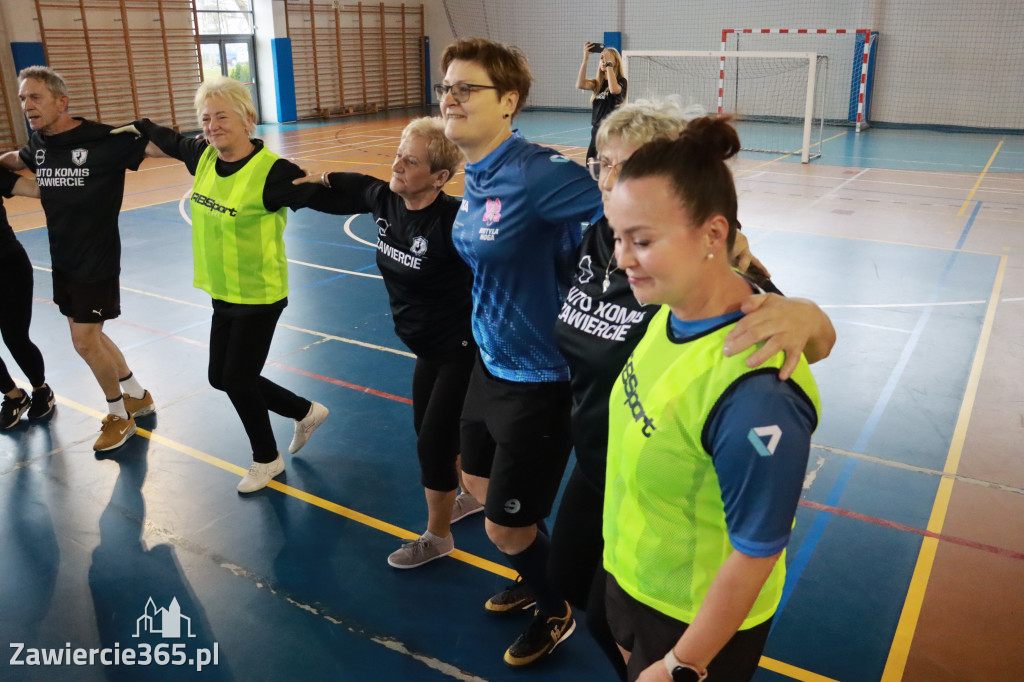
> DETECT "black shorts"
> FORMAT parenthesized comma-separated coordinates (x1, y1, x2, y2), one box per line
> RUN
(460, 357, 572, 528)
(52, 271, 121, 323)
(605, 574, 772, 681)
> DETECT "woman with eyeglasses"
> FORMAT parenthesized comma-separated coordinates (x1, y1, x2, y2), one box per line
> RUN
(550, 99, 835, 680)
(435, 37, 602, 668)
(292, 117, 483, 569)
(577, 42, 627, 162)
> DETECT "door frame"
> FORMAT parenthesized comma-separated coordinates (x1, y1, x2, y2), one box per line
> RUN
(199, 35, 261, 123)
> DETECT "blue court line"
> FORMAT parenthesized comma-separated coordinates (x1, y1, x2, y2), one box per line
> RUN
(955, 201, 983, 250)
(777, 248, 966, 618)
(41, 318, 211, 379)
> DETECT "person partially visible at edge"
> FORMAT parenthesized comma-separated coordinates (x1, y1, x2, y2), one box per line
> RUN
(602, 117, 821, 681)
(292, 116, 484, 568)
(0, 168, 56, 430)
(550, 98, 835, 681)
(437, 36, 602, 667)
(577, 41, 627, 162)
(112, 75, 329, 494)
(0, 66, 154, 452)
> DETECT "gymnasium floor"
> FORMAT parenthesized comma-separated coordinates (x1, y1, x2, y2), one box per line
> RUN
(1, 110, 1022, 682)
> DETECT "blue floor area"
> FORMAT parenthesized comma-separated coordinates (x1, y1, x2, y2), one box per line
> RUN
(1, 114, 1013, 681)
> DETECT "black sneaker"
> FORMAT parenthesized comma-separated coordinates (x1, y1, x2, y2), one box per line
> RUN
(27, 384, 55, 420)
(485, 576, 536, 613)
(1, 389, 31, 429)
(503, 602, 575, 667)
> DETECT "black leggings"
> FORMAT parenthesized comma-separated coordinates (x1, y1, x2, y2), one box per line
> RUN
(412, 345, 475, 492)
(208, 305, 310, 462)
(549, 463, 628, 680)
(0, 243, 45, 394)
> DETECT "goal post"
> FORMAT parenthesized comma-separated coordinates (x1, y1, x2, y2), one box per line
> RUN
(721, 28, 877, 133)
(622, 50, 827, 163)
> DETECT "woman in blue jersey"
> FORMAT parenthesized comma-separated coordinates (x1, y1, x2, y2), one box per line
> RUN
(437, 37, 602, 666)
(293, 117, 483, 569)
(551, 99, 835, 681)
(602, 118, 821, 681)
(114, 76, 329, 494)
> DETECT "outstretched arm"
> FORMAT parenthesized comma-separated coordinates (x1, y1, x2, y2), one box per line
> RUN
(12, 175, 40, 199)
(0, 151, 26, 171)
(724, 294, 836, 380)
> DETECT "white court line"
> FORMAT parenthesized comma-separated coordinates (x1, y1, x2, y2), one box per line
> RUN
(344, 213, 376, 247)
(178, 190, 381, 279)
(805, 167, 872, 210)
(822, 300, 986, 309)
(288, 259, 382, 280)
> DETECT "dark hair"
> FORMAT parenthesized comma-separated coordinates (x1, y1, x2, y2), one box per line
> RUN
(618, 115, 740, 248)
(440, 37, 532, 117)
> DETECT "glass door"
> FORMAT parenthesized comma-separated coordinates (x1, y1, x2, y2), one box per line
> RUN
(199, 37, 260, 122)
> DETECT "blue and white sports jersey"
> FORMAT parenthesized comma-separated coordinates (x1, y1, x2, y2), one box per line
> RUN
(454, 132, 603, 382)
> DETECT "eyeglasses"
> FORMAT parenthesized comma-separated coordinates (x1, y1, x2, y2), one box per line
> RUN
(433, 82, 498, 104)
(587, 157, 627, 182)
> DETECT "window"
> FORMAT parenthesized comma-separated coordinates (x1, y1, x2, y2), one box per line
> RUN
(195, 0, 253, 35)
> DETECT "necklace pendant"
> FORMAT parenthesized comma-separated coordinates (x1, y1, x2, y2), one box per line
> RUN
(602, 275, 610, 293)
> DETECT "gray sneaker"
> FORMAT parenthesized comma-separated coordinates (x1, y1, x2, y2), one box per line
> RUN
(387, 532, 454, 569)
(451, 492, 484, 523)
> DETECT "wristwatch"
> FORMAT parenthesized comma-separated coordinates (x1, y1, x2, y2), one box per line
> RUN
(663, 649, 708, 682)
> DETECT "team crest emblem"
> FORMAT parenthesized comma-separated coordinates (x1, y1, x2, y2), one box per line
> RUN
(577, 255, 595, 284)
(483, 198, 501, 225)
(376, 217, 389, 236)
(34, 149, 45, 166)
(410, 236, 428, 256)
(71, 148, 88, 166)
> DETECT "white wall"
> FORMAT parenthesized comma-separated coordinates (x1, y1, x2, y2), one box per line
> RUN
(441, 0, 1024, 130)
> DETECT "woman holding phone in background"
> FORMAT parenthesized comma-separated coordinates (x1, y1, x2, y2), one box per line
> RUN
(577, 41, 627, 161)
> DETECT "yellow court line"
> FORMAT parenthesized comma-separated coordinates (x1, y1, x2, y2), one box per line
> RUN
(880, 253, 1008, 681)
(28, 384, 516, 581)
(956, 140, 1003, 217)
(25, 387, 837, 681)
(760, 656, 841, 682)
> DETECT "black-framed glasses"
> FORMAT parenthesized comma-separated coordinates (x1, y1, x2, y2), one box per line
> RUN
(587, 157, 626, 182)
(433, 82, 498, 103)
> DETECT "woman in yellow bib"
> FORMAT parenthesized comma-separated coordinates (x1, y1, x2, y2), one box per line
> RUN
(602, 117, 822, 682)
(115, 77, 328, 493)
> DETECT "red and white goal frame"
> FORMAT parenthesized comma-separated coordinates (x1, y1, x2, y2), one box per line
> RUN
(720, 28, 876, 133)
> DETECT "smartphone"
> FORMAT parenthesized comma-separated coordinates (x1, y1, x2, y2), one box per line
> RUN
(588, 43, 604, 53)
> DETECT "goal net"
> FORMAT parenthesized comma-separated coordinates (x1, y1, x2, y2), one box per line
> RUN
(722, 29, 877, 132)
(623, 50, 828, 163)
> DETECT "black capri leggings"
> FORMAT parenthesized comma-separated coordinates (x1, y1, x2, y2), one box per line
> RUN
(412, 344, 476, 491)
(208, 304, 310, 462)
(0, 243, 46, 393)
(549, 463, 628, 680)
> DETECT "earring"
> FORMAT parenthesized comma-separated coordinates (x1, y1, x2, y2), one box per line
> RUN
(503, 113, 510, 119)
(706, 252, 714, 260)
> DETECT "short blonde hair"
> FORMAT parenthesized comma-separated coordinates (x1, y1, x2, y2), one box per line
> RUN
(595, 98, 702, 154)
(194, 75, 257, 134)
(401, 117, 463, 180)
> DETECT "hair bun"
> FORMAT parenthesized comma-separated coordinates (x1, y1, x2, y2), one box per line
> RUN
(680, 116, 740, 161)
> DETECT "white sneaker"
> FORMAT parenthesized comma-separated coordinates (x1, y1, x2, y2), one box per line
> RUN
(451, 492, 484, 523)
(289, 401, 329, 454)
(387, 532, 455, 569)
(237, 453, 285, 493)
